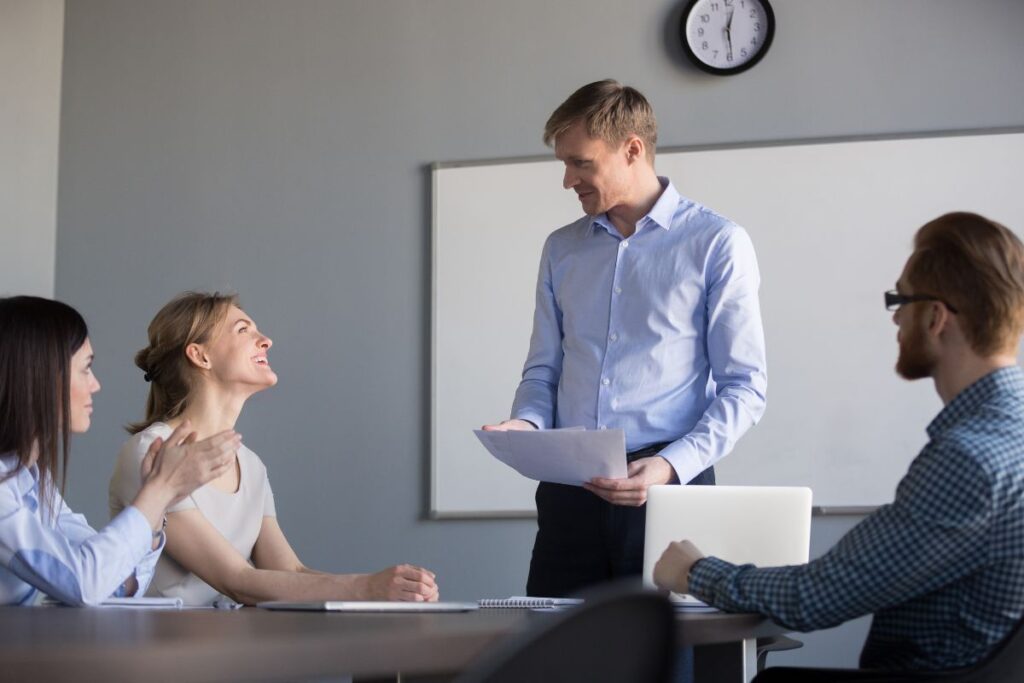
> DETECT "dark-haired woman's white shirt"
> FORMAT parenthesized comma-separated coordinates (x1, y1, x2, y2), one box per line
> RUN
(0, 455, 163, 606)
(109, 422, 276, 606)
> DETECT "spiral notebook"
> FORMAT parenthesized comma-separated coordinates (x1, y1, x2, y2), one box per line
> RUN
(478, 596, 584, 609)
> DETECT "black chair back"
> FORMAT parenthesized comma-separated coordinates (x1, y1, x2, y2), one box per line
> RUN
(950, 614, 1024, 683)
(754, 613, 1024, 682)
(455, 586, 676, 683)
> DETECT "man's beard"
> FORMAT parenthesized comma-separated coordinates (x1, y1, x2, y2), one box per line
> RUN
(896, 315, 936, 380)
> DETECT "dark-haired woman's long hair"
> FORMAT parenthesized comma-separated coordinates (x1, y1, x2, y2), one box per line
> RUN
(0, 296, 88, 516)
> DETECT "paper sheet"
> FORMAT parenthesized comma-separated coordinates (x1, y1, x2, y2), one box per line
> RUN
(671, 593, 720, 612)
(473, 427, 627, 486)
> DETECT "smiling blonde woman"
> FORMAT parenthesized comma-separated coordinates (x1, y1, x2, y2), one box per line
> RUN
(109, 291, 438, 606)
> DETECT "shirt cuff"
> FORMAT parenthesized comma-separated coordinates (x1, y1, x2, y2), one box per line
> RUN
(688, 555, 737, 602)
(511, 410, 548, 430)
(657, 439, 706, 485)
(128, 507, 166, 595)
(114, 505, 161, 558)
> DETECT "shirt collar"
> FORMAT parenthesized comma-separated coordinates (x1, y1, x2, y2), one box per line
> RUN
(588, 177, 680, 236)
(926, 365, 1024, 439)
(0, 457, 39, 499)
(646, 178, 681, 231)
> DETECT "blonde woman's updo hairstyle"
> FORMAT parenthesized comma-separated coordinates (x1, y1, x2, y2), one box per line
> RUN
(128, 292, 238, 434)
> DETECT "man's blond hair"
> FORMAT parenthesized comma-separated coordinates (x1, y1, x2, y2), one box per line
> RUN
(543, 80, 657, 162)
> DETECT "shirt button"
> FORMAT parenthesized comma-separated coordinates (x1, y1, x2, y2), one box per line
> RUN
(621, 241, 629, 249)
(599, 425, 607, 430)
(609, 333, 618, 342)
(614, 287, 623, 295)
(602, 378, 610, 386)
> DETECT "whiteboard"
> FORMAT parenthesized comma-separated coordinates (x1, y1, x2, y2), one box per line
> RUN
(431, 130, 1024, 517)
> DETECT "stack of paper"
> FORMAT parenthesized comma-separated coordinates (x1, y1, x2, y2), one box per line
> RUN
(100, 597, 184, 609)
(473, 428, 627, 486)
(671, 594, 719, 613)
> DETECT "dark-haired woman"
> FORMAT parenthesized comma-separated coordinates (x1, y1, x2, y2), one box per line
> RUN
(110, 292, 438, 606)
(0, 296, 239, 606)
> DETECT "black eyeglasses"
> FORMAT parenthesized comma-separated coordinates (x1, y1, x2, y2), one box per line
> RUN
(884, 290, 959, 314)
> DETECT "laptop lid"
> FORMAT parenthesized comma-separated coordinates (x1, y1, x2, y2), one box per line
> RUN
(642, 485, 813, 589)
(258, 601, 479, 613)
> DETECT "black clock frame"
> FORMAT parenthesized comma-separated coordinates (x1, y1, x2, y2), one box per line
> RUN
(679, 0, 775, 76)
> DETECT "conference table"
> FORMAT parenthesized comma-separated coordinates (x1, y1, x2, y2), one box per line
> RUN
(0, 604, 787, 682)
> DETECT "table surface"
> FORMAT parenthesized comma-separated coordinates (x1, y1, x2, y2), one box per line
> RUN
(0, 605, 787, 682)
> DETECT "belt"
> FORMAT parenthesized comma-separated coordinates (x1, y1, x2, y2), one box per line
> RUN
(625, 441, 671, 463)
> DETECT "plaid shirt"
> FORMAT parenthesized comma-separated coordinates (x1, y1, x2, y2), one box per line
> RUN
(690, 366, 1024, 671)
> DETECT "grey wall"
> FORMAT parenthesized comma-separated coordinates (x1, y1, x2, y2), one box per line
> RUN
(0, 0, 63, 297)
(55, 0, 1024, 668)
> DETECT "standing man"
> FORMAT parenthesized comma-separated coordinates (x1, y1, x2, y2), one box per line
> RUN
(655, 212, 1024, 676)
(484, 80, 767, 597)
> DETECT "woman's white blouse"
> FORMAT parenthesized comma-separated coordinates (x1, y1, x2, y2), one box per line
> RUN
(109, 423, 276, 606)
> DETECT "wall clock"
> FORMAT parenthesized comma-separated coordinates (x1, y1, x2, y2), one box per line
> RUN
(680, 0, 775, 75)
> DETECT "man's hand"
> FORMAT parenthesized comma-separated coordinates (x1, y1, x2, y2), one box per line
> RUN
(481, 419, 537, 431)
(583, 456, 676, 506)
(653, 540, 705, 595)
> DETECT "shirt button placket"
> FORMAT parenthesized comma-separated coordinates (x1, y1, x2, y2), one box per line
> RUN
(599, 238, 630, 429)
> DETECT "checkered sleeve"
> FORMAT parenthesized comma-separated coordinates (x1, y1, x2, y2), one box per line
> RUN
(689, 441, 993, 631)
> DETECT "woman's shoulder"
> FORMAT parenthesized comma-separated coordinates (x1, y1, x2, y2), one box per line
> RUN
(110, 424, 172, 507)
(117, 422, 173, 463)
(238, 442, 269, 479)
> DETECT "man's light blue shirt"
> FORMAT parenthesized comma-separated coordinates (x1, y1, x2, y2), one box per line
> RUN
(0, 457, 164, 606)
(511, 178, 767, 484)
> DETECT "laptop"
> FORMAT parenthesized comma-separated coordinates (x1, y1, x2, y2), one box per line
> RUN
(258, 601, 479, 612)
(642, 485, 813, 595)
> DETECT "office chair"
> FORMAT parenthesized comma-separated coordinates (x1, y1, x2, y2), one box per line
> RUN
(756, 634, 804, 671)
(454, 586, 676, 683)
(752, 613, 1024, 683)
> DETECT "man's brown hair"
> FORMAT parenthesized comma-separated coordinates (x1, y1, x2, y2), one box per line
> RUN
(906, 212, 1024, 355)
(543, 79, 657, 161)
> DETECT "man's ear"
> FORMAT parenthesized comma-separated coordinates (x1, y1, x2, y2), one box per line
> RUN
(184, 342, 210, 369)
(624, 136, 645, 165)
(927, 302, 953, 337)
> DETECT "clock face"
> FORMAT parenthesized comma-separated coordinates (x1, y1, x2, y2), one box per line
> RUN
(681, 0, 775, 75)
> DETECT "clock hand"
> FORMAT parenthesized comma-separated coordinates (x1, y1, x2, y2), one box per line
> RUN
(724, 11, 734, 57)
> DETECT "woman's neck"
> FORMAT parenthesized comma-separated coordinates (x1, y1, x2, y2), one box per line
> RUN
(166, 383, 248, 440)
(26, 442, 40, 466)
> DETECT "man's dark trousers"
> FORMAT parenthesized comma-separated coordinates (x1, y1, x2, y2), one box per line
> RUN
(526, 442, 715, 597)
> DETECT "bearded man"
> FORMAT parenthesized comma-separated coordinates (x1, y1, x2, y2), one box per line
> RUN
(655, 212, 1024, 679)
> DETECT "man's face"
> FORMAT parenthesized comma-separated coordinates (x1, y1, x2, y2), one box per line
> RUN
(893, 269, 938, 380)
(554, 122, 633, 216)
